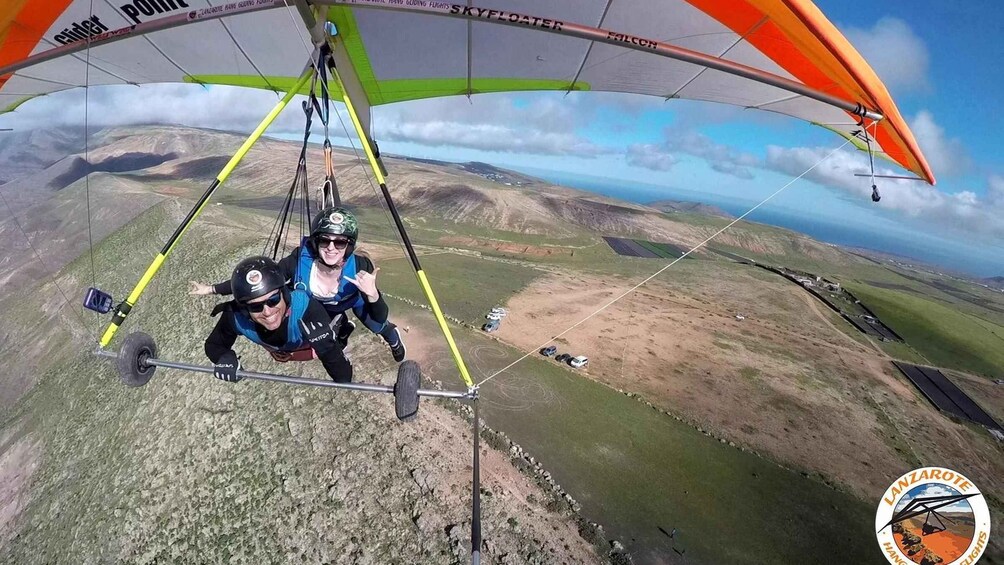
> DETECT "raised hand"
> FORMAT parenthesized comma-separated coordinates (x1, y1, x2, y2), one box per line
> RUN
(345, 267, 380, 301)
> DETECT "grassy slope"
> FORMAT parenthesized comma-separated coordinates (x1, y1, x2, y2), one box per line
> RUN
(377, 253, 544, 326)
(6, 139, 1003, 563)
(399, 301, 878, 565)
(2, 203, 591, 564)
(845, 282, 1004, 377)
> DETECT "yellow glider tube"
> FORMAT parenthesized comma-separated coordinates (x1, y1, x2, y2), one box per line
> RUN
(99, 69, 314, 348)
(330, 60, 474, 389)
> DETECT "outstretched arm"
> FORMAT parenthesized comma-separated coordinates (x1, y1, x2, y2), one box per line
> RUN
(186, 279, 231, 295)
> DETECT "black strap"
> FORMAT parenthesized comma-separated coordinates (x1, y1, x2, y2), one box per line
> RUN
(210, 300, 236, 318)
(317, 44, 342, 208)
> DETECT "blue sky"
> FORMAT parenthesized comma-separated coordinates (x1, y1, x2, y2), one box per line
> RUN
(895, 484, 973, 515)
(3, 1, 1002, 275)
(362, 0, 1004, 275)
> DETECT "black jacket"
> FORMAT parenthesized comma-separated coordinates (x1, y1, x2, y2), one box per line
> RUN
(205, 296, 352, 383)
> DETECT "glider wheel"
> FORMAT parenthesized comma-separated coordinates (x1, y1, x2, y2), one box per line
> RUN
(117, 332, 157, 388)
(394, 360, 421, 422)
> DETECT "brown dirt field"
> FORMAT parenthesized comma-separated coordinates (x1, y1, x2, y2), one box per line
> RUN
(491, 267, 1004, 503)
(415, 400, 602, 564)
(341, 311, 603, 563)
(895, 521, 972, 563)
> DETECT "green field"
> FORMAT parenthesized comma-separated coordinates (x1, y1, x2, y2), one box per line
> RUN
(6, 182, 1003, 564)
(377, 252, 544, 326)
(632, 238, 685, 259)
(845, 282, 1004, 377)
(406, 309, 878, 564)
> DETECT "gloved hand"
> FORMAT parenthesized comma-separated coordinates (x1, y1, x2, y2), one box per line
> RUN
(334, 315, 356, 350)
(213, 350, 242, 383)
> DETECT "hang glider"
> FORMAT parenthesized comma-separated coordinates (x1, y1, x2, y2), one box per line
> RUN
(2, 0, 932, 183)
(2, 3, 938, 562)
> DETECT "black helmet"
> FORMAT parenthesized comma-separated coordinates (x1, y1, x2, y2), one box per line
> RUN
(311, 206, 358, 242)
(231, 256, 287, 304)
(310, 206, 358, 266)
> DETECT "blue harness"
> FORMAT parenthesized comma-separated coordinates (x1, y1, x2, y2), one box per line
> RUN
(295, 238, 365, 314)
(232, 289, 311, 351)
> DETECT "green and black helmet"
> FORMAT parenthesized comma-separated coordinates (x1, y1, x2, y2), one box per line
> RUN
(231, 256, 288, 305)
(310, 206, 358, 266)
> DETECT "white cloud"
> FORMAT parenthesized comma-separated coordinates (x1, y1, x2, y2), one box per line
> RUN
(626, 143, 678, 171)
(627, 130, 759, 179)
(895, 484, 972, 514)
(765, 145, 1004, 239)
(910, 110, 971, 176)
(989, 175, 1004, 207)
(375, 94, 611, 157)
(843, 17, 930, 92)
(382, 119, 609, 157)
(3, 84, 310, 134)
(666, 131, 759, 180)
(3, 86, 613, 158)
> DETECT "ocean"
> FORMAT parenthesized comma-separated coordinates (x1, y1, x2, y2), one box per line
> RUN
(511, 167, 1003, 278)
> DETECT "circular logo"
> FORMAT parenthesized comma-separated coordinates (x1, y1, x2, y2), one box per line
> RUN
(875, 467, 990, 565)
(327, 212, 346, 234)
(246, 269, 262, 286)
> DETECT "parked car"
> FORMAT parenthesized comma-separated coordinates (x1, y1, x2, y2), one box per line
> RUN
(554, 353, 571, 363)
(569, 355, 588, 369)
(486, 313, 503, 321)
(540, 345, 557, 357)
(491, 307, 507, 317)
(482, 320, 500, 332)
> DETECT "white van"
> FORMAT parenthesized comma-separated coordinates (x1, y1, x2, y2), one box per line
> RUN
(569, 355, 588, 369)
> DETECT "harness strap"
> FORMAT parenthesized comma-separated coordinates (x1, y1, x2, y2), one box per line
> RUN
(232, 289, 311, 351)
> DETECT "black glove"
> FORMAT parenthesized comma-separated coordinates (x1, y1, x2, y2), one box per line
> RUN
(213, 350, 242, 383)
(333, 314, 356, 350)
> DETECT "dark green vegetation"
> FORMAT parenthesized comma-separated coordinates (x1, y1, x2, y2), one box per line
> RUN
(633, 238, 685, 259)
(845, 282, 1004, 377)
(703, 226, 1004, 379)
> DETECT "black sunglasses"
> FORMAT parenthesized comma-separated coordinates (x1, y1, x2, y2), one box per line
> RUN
(243, 291, 283, 313)
(314, 236, 350, 249)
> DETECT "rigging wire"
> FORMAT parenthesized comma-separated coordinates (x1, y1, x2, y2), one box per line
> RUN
(0, 0, 103, 333)
(280, 13, 484, 560)
(326, 83, 414, 263)
(863, 125, 881, 202)
(476, 121, 880, 388)
(0, 191, 88, 329)
(84, 0, 99, 336)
